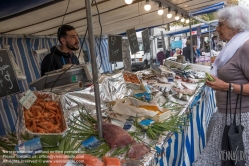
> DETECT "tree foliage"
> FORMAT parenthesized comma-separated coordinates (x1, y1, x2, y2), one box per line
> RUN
(225, 0, 239, 6)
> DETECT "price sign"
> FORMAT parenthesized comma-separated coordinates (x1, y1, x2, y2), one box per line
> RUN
(126, 28, 139, 55)
(108, 35, 123, 62)
(0, 49, 20, 98)
(142, 29, 150, 53)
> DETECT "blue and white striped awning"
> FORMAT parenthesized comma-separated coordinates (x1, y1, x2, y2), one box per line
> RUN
(190, 2, 225, 16)
(162, 20, 218, 37)
(120, 2, 223, 36)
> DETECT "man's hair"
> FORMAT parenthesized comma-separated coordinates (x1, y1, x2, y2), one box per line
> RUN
(186, 40, 191, 46)
(57, 25, 75, 44)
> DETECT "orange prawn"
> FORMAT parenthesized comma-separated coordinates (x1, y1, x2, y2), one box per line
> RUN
(36, 127, 46, 133)
(26, 110, 33, 118)
(43, 112, 54, 118)
(32, 105, 43, 111)
(45, 102, 57, 111)
(55, 114, 61, 124)
(24, 93, 64, 133)
(34, 110, 43, 119)
(24, 111, 30, 120)
(53, 123, 62, 132)
(37, 122, 55, 132)
(32, 120, 37, 132)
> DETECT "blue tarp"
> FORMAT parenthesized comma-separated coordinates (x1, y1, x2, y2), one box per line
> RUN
(171, 40, 182, 49)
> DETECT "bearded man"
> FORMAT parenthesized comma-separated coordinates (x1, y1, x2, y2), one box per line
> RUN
(41, 25, 80, 76)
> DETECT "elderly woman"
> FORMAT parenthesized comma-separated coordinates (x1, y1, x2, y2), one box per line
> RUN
(193, 5, 249, 165)
(173, 48, 181, 57)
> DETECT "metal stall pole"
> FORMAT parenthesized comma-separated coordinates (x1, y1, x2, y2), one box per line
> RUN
(189, 19, 193, 63)
(85, 0, 103, 139)
(209, 24, 212, 67)
(150, 28, 154, 66)
(161, 31, 166, 53)
(150, 40, 153, 66)
(167, 36, 170, 57)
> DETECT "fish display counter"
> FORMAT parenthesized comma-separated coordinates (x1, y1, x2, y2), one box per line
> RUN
(0, 65, 216, 166)
(59, 65, 216, 165)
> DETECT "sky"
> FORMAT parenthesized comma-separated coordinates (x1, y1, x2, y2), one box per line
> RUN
(239, 0, 249, 6)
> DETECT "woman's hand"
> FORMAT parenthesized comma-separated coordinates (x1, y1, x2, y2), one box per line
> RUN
(206, 75, 229, 91)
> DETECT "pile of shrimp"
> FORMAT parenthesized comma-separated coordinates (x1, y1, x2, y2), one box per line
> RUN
(123, 72, 140, 84)
(24, 93, 65, 133)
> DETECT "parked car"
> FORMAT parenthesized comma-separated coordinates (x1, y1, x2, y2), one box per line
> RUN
(131, 52, 149, 70)
(131, 42, 153, 70)
(111, 42, 155, 71)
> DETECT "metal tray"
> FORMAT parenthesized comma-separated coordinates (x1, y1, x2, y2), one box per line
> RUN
(20, 97, 67, 147)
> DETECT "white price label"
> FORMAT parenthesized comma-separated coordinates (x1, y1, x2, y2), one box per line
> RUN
(19, 90, 37, 110)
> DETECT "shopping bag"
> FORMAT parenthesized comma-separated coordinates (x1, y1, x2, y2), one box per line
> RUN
(221, 125, 234, 166)
(221, 83, 233, 166)
(228, 85, 245, 166)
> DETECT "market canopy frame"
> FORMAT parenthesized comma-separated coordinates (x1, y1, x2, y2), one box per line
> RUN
(0, 0, 224, 36)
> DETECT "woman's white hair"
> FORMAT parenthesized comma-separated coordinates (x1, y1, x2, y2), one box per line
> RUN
(217, 5, 249, 31)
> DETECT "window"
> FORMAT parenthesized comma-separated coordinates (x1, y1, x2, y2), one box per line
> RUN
(138, 42, 144, 51)
(157, 38, 163, 48)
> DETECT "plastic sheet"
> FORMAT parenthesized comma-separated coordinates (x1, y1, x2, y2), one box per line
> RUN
(61, 73, 134, 114)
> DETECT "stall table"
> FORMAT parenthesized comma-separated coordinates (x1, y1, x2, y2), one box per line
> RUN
(0, 70, 216, 166)
(61, 72, 216, 166)
(153, 86, 216, 166)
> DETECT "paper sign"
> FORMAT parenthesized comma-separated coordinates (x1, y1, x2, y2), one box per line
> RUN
(81, 136, 101, 149)
(15, 138, 42, 158)
(19, 90, 37, 110)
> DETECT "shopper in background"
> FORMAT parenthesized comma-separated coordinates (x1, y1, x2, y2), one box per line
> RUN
(41, 24, 80, 76)
(193, 5, 249, 166)
(165, 49, 171, 59)
(211, 36, 218, 50)
(193, 45, 198, 56)
(182, 40, 191, 62)
(182, 40, 197, 63)
(196, 47, 201, 57)
(156, 49, 166, 65)
(204, 40, 210, 52)
(173, 48, 181, 57)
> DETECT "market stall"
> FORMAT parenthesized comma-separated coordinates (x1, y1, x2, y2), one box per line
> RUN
(0, 62, 216, 165)
(0, 0, 223, 165)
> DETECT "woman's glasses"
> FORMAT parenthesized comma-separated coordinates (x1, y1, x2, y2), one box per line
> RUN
(217, 21, 224, 28)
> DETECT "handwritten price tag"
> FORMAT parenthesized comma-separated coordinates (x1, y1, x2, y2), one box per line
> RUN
(0, 50, 21, 98)
(19, 90, 37, 110)
(108, 35, 122, 62)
